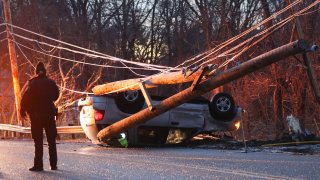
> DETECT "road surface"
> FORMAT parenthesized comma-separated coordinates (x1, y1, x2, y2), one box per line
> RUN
(0, 139, 319, 179)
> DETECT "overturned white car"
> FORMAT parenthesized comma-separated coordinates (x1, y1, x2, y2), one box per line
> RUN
(78, 91, 241, 147)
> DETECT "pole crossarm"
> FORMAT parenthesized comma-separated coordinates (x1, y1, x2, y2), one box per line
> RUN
(139, 82, 155, 111)
(191, 66, 209, 91)
(97, 40, 308, 141)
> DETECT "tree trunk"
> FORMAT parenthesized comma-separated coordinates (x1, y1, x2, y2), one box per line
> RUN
(260, 0, 284, 138)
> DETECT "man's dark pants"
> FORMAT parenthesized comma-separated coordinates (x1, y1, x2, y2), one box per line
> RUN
(31, 115, 57, 168)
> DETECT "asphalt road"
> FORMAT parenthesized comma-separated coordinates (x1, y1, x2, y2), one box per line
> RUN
(0, 139, 319, 180)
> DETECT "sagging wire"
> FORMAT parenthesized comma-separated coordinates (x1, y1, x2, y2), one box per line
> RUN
(13, 32, 93, 95)
(219, 1, 319, 68)
(200, 2, 309, 69)
(10, 0, 303, 77)
(9, 0, 318, 98)
(12, 32, 150, 96)
(7, 23, 175, 72)
(36, 40, 59, 53)
(174, 0, 303, 69)
(13, 40, 152, 72)
(12, 31, 175, 77)
(198, 0, 319, 71)
(297, 7, 320, 16)
(0, 1, 307, 73)
(14, 35, 147, 107)
(0, 30, 6, 36)
(14, 37, 93, 110)
(210, 14, 295, 70)
(11, 32, 163, 73)
(99, 0, 316, 95)
(0, 38, 7, 43)
(9, 23, 179, 85)
(57, 85, 93, 95)
(15, 43, 35, 68)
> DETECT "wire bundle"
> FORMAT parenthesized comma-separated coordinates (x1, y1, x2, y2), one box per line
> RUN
(0, 0, 318, 98)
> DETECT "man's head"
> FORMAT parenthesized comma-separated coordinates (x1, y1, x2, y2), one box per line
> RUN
(35, 62, 46, 75)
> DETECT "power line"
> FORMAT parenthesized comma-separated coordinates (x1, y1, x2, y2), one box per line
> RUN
(12, 32, 168, 73)
(55, 1, 318, 97)
(7, 0, 318, 96)
(183, 0, 318, 71)
(7, 23, 175, 71)
(0, 30, 6, 36)
(14, 32, 147, 95)
(14, 35, 94, 95)
(175, 0, 304, 69)
(13, 39, 155, 72)
(13, 36, 35, 68)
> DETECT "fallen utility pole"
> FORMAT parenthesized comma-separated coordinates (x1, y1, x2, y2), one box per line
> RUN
(97, 40, 308, 141)
(92, 65, 215, 95)
(3, 0, 22, 126)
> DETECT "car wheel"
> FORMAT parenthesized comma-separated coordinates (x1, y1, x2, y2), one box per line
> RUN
(115, 90, 145, 114)
(208, 92, 235, 121)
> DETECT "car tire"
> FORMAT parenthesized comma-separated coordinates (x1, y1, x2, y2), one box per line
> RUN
(208, 92, 235, 121)
(115, 90, 145, 114)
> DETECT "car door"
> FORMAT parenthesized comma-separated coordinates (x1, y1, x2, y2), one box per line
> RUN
(169, 103, 205, 128)
(142, 100, 170, 127)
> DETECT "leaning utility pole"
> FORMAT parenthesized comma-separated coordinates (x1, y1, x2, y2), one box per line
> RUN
(285, 0, 320, 103)
(97, 40, 309, 141)
(3, 0, 22, 125)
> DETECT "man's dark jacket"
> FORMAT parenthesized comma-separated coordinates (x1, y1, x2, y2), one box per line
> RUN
(20, 74, 59, 119)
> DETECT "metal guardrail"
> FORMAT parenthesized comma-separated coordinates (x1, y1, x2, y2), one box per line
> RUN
(0, 124, 84, 134)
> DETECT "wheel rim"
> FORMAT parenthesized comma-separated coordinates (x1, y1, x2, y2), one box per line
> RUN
(216, 96, 231, 112)
(124, 91, 139, 102)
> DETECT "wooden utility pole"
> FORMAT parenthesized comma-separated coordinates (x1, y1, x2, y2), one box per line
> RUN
(92, 66, 214, 95)
(97, 40, 308, 141)
(285, 0, 320, 103)
(3, 0, 22, 125)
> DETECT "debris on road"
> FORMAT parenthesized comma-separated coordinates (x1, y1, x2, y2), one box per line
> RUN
(188, 133, 320, 155)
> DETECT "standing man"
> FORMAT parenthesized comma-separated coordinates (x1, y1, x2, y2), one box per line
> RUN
(20, 62, 59, 171)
